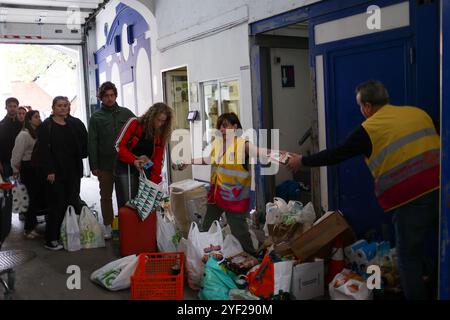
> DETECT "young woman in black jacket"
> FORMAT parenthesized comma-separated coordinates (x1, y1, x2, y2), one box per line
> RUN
(37, 96, 88, 250)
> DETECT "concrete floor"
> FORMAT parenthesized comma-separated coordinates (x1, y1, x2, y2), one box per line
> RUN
(1, 176, 197, 300)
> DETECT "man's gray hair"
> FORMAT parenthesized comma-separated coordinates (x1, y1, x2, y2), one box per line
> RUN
(356, 80, 390, 107)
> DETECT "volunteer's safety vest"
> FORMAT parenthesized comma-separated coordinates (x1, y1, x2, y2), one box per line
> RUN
(208, 136, 251, 212)
(362, 105, 440, 211)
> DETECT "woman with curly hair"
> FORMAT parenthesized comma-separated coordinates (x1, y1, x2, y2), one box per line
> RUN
(114, 102, 174, 207)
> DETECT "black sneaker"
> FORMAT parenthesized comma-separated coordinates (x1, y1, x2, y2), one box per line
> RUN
(44, 241, 63, 251)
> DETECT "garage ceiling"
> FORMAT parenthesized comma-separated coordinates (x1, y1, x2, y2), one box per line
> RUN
(0, 0, 105, 25)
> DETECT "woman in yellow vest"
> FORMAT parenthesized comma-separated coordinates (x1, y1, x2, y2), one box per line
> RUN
(181, 113, 272, 255)
(286, 80, 440, 300)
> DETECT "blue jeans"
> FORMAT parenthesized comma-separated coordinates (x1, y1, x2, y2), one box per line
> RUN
(392, 190, 439, 300)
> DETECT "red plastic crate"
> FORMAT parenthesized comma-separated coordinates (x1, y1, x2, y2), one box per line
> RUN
(131, 252, 184, 300)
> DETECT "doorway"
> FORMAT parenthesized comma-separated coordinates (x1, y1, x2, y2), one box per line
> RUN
(254, 22, 318, 211)
(162, 67, 193, 183)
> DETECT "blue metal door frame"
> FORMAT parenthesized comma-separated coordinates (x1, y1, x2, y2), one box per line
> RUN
(439, 0, 450, 301)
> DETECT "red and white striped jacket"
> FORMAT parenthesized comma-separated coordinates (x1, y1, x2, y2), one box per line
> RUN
(114, 117, 164, 184)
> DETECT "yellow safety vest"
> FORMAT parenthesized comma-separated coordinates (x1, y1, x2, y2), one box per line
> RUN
(362, 105, 440, 211)
(208, 136, 251, 212)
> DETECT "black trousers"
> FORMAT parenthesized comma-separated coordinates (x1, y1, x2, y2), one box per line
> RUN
(45, 173, 80, 243)
(19, 161, 38, 232)
(114, 169, 139, 209)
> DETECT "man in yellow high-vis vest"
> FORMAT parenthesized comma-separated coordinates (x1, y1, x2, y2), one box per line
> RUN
(287, 80, 440, 300)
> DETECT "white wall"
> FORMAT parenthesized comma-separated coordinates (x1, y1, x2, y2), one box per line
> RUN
(155, 0, 321, 39)
(270, 48, 313, 186)
(157, 22, 252, 182)
(93, 0, 321, 183)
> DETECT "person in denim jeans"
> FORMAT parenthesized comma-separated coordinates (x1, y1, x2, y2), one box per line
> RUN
(392, 190, 439, 299)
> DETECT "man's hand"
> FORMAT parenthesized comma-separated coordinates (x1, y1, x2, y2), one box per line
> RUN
(91, 169, 99, 177)
(47, 174, 56, 184)
(286, 153, 303, 172)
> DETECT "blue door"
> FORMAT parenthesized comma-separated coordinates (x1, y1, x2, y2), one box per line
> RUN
(309, 2, 418, 240)
(440, 0, 450, 301)
(325, 38, 413, 239)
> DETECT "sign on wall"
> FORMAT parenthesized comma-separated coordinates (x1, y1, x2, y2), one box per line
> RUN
(281, 65, 295, 88)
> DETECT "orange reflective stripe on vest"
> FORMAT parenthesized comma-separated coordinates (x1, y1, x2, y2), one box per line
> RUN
(362, 105, 440, 211)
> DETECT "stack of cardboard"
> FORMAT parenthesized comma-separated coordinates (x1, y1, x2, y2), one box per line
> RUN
(267, 211, 356, 300)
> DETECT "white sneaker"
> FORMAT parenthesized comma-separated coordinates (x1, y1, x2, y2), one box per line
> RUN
(104, 225, 112, 240)
(44, 241, 63, 251)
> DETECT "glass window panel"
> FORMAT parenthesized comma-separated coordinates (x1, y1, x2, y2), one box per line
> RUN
(220, 80, 240, 117)
(171, 75, 189, 130)
(202, 82, 219, 143)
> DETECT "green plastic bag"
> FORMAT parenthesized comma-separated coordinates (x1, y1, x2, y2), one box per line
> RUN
(199, 256, 238, 300)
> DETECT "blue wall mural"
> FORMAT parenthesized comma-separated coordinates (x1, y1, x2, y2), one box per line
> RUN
(95, 2, 151, 110)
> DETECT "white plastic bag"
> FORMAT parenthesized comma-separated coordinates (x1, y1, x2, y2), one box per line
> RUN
(179, 237, 203, 290)
(274, 260, 295, 295)
(295, 202, 316, 228)
(79, 206, 105, 249)
(223, 234, 243, 258)
(263, 202, 282, 237)
(273, 197, 288, 213)
(157, 212, 177, 252)
(184, 221, 224, 290)
(189, 221, 223, 256)
(329, 269, 373, 300)
(90, 255, 138, 291)
(60, 205, 81, 252)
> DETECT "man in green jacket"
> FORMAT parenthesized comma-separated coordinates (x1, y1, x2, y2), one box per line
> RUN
(88, 82, 135, 239)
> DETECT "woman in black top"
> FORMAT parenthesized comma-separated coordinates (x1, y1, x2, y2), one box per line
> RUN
(37, 96, 88, 250)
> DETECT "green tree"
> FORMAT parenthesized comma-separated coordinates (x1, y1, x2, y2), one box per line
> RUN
(5, 45, 75, 82)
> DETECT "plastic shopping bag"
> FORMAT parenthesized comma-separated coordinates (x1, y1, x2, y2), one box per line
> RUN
(79, 206, 105, 249)
(179, 237, 203, 290)
(199, 256, 238, 300)
(329, 269, 373, 300)
(247, 254, 294, 299)
(157, 212, 178, 252)
(184, 221, 224, 290)
(90, 255, 138, 291)
(189, 221, 223, 256)
(223, 234, 244, 258)
(60, 205, 81, 252)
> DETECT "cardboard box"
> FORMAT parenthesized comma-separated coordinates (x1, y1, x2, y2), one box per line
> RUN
(289, 211, 356, 262)
(290, 260, 324, 300)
